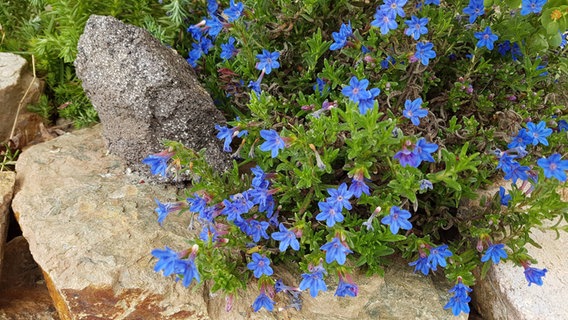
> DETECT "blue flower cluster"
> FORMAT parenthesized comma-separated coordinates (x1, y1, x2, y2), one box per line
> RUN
(151, 245, 200, 288)
(496, 120, 568, 185)
(341, 76, 381, 114)
(394, 138, 438, 168)
(184, 0, 244, 67)
(443, 279, 472, 316)
(408, 244, 453, 275)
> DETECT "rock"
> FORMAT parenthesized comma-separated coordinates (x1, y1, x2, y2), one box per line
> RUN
(0, 53, 43, 144)
(471, 186, 568, 320)
(0, 236, 59, 320)
(0, 171, 16, 282)
(12, 125, 209, 319)
(11, 125, 467, 319)
(74, 15, 231, 174)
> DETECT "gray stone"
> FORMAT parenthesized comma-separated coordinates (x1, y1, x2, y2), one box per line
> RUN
(0, 53, 42, 143)
(11, 125, 467, 320)
(74, 15, 231, 174)
(0, 171, 16, 282)
(471, 185, 568, 320)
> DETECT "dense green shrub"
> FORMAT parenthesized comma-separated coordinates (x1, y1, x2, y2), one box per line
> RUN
(146, 0, 568, 316)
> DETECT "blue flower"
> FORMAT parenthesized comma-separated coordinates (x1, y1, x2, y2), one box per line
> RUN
(394, 146, 421, 167)
(381, 206, 412, 234)
(247, 253, 274, 278)
(251, 165, 269, 189)
(444, 281, 472, 316)
(299, 265, 327, 297)
(414, 42, 436, 66)
(207, 0, 218, 13)
(142, 151, 173, 176)
(220, 36, 238, 60)
(271, 223, 300, 252)
(371, 9, 399, 35)
(314, 77, 329, 94)
(498, 186, 511, 206)
(335, 277, 358, 297)
(521, 0, 547, 15)
(424, 0, 440, 5)
(248, 78, 262, 96)
(187, 193, 207, 215)
(380, 55, 396, 69)
(349, 174, 370, 198)
(474, 26, 498, 50)
(380, 0, 408, 18)
(154, 199, 182, 225)
(524, 266, 547, 286)
(199, 224, 218, 242)
(205, 16, 223, 37)
(504, 162, 530, 184)
(342, 76, 372, 103)
(463, 0, 485, 24)
(215, 124, 237, 152)
(508, 129, 532, 149)
(415, 138, 438, 163)
(419, 179, 433, 191)
(252, 292, 274, 312)
(403, 97, 428, 125)
(330, 21, 353, 51)
(358, 87, 381, 114)
(316, 201, 344, 227)
(326, 183, 353, 211)
(259, 129, 286, 158)
(221, 199, 244, 222)
(320, 237, 353, 265)
(427, 244, 453, 271)
(177, 257, 200, 287)
(151, 246, 181, 276)
(525, 121, 552, 146)
(247, 220, 270, 243)
(404, 16, 428, 40)
(255, 50, 280, 74)
(409, 255, 431, 275)
(558, 119, 568, 132)
(537, 153, 568, 182)
(481, 243, 508, 264)
(223, 0, 244, 22)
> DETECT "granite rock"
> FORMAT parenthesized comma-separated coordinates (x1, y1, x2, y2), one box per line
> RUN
(74, 15, 231, 174)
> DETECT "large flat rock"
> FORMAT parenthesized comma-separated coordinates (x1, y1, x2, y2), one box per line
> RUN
(11, 125, 467, 319)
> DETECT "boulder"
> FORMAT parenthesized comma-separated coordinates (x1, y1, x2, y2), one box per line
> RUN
(471, 187, 568, 320)
(11, 125, 468, 319)
(0, 171, 16, 282)
(0, 53, 43, 143)
(74, 15, 231, 174)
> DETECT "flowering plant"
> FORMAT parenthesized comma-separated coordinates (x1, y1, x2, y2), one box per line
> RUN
(146, 0, 568, 316)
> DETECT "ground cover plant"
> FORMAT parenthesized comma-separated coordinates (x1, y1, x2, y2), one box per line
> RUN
(145, 0, 568, 316)
(3, 0, 568, 317)
(142, 0, 568, 316)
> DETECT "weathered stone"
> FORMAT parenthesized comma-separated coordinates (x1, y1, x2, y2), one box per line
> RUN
(472, 185, 568, 320)
(0, 236, 59, 320)
(0, 171, 16, 282)
(11, 125, 468, 319)
(12, 125, 209, 319)
(0, 53, 43, 143)
(74, 15, 231, 174)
